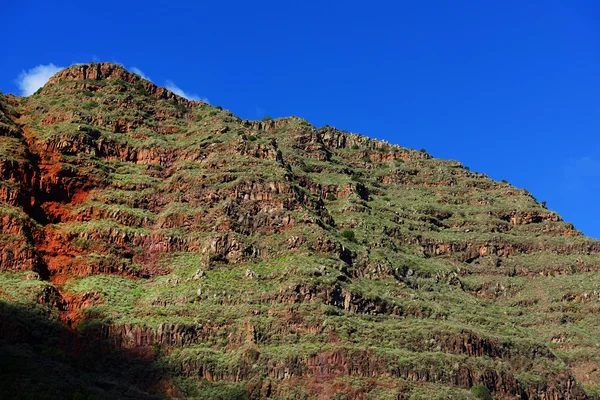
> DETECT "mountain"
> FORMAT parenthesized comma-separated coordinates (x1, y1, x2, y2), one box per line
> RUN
(0, 62, 599, 400)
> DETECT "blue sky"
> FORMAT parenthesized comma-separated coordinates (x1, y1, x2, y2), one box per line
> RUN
(2, 0, 599, 238)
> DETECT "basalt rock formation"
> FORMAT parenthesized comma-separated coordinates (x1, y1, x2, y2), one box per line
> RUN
(1, 62, 599, 399)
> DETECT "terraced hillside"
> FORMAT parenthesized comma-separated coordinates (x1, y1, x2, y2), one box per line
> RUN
(1, 62, 599, 399)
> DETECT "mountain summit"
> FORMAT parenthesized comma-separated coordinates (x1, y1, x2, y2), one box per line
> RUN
(0, 62, 599, 399)
(43, 62, 199, 104)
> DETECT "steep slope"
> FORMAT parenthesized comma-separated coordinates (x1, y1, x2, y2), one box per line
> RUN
(0, 62, 599, 399)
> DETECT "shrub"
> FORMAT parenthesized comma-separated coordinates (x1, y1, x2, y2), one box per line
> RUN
(341, 230, 356, 242)
(246, 135, 257, 141)
(42, 347, 65, 361)
(215, 105, 223, 110)
(351, 144, 359, 150)
(501, 179, 508, 184)
(82, 102, 98, 110)
(170, 99, 188, 114)
(301, 165, 314, 173)
(470, 384, 493, 400)
(351, 174, 361, 182)
(152, 341, 161, 357)
(361, 155, 371, 163)
(134, 82, 148, 96)
(419, 148, 427, 153)
(208, 110, 219, 117)
(327, 194, 336, 201)
(262, 116, 273, 122)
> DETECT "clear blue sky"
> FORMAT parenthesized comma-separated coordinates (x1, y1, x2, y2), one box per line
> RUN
(2, 0, 599, 238)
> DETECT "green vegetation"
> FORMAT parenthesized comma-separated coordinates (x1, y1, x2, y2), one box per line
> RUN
(470, 384, 493, 400)
(134, 80, 149, 96)
(82, 101, 98, 110)
(341, 229, 356, 242)
(171, 99, 188, 114)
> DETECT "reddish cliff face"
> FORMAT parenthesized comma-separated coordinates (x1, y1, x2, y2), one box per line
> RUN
(0, 62, 599, 399)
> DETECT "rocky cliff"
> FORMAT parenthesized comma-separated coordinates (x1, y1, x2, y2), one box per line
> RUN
(0, 62, 599, 399)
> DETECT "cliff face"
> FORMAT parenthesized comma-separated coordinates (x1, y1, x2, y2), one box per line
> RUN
(0, 62, 599, 399)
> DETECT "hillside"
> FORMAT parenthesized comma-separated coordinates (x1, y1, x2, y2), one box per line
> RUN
(1, 62, 599, 400)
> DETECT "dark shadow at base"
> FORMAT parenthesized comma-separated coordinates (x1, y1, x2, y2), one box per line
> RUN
(0, 301, 165, 400)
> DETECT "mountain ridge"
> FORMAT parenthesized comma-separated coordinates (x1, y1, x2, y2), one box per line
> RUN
(43, 62, 200, 105)
(0, 62, 599, 399)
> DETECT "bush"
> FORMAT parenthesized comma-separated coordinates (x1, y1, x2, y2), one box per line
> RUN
(301, 165, 314, 173)
(134, 81, 148, 96)
(152, 341, 161, 357)
(262, 116, 273, 122)
(351, 144, 359, 150)
(327, 194, 336, 201)
(419, 148, 427, 153)
(42, 346, 65, 361)
(341, 230, 356, 242)
(351, 174, 361, 182)
(470, 384, 493, 400)
(171, 99, 188, 114)
(246, 135, 257, 141)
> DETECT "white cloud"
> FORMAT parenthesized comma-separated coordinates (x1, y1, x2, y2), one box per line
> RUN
(165, 80, 208, 103)
(15, 63, 209, 104)
(16, 63, 63, 96)
(130, 67, 150, 81)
